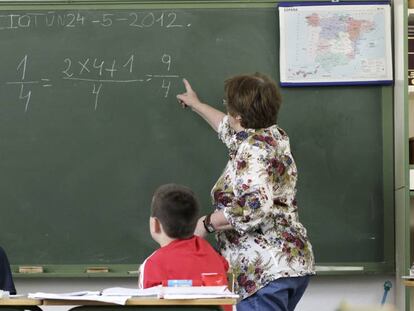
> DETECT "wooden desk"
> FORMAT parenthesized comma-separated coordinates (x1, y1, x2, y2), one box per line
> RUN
(0, 297, 42, 311)
(0, 297, 236, 310)
(43, 297, 236, 306)
(0, 298, 41, 306)
(404, 280, 414, 287)
(403, 280, 414, 311)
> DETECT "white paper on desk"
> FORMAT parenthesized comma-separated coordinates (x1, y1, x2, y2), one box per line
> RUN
(159, 286, 239, 299)
(28, 292, 93, 298)
(101, 286, 160, 296)
(28, 291, 101, 298)
(60, 291, 102, 296)
(28, 293, 129, 305)
(100, 286, 239, 300)
(163, 294, 238, 299)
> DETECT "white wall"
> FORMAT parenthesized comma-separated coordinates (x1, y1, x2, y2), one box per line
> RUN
(393, 0, 409, 306)
(15, 275, 396, 311)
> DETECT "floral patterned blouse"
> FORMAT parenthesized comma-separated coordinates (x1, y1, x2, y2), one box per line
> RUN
(212, 116, 315, 299)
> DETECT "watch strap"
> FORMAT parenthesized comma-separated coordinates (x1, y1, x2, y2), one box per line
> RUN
(203, 213, 216, 233)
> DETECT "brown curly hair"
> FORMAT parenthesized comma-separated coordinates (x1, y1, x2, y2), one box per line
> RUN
(224, 73, 282, 129)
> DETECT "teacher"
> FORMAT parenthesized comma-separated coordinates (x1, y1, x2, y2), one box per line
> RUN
(177, 73, 315, 311)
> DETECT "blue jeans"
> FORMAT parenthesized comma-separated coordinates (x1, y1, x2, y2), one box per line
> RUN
(236, 276, 311, 311)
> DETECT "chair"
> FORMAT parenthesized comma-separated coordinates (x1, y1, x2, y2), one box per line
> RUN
(0, 246, 16, 295)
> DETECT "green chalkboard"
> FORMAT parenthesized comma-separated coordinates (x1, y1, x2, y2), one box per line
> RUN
(0, 1, 394, 276)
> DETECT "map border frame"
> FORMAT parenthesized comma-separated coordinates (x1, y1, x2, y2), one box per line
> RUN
(278, 1, 393, 87)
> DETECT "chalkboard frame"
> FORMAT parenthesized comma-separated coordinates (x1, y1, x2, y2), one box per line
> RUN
(0, 0, 394, 277)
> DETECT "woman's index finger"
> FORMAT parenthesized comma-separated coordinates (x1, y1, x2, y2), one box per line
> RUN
(182, 78, 193, 92)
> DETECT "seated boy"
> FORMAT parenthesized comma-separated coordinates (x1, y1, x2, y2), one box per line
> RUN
(139, 183, 229, 289)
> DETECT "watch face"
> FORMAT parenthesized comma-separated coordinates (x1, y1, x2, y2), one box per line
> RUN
(203, 219, 215, 233)
(206, 224, 215, 233)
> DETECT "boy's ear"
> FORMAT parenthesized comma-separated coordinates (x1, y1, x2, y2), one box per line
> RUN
(150, 217, 162, 233)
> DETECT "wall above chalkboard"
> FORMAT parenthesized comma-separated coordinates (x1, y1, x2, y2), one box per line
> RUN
(0, 1, 394, 276)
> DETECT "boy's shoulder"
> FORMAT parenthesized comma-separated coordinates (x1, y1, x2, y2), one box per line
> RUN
(151, 236, 218, 259)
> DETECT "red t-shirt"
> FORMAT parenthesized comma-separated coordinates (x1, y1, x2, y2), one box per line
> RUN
(139, 236, 229, 289)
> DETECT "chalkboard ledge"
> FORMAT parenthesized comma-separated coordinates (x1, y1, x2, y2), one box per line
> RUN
(12, 264, 139, 278)
(11, 262, 394, 278)
(315, 262, 394, 276)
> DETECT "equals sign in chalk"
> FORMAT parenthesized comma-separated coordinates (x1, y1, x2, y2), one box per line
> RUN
(41, 79, 52, 87)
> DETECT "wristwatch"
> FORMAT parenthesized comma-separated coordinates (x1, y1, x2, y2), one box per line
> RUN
(203, 213, 216, 233)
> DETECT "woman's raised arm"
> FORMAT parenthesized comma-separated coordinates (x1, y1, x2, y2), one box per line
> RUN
(176, 79, 225, 132)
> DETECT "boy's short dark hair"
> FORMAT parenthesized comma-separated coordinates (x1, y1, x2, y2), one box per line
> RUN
(151, 183, 200, 239)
